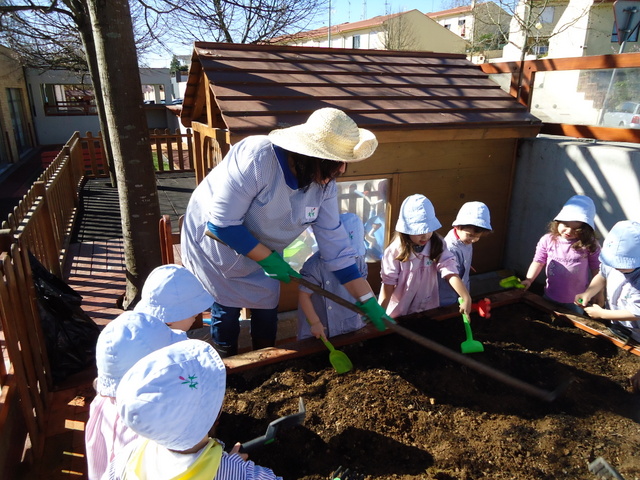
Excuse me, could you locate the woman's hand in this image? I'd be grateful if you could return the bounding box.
[357,297,394,331]
[257,251,301,283]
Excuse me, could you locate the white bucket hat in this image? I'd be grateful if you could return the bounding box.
[268,108,378,163]
[599,220,640,269]
[554,195,596,229]
[452,201,492,230]
[396,194,441,235]
[340,212,366,256]
[96,311,186,397]
[134,265,213,324]
[116,340,226,451]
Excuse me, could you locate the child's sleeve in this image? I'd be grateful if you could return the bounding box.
[532,234,550,264]
[380,245,400,285]
[436,248,459,279]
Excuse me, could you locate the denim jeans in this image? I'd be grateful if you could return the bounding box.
[210,302,278,351]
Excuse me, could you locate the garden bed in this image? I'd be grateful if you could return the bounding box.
[217,300,640,480]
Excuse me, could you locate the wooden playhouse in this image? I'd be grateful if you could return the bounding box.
[180,43,542,308]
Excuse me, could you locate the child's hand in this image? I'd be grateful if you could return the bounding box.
[520,279,532,290]
[583,304,604,319]
[457,296,472,316]
[310,322,326,339]
[574,292,591,307]
[229,442,249,461]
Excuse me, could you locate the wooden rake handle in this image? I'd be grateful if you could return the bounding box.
[290,276,564,402]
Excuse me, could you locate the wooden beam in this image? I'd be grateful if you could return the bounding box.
[522,292,640,357]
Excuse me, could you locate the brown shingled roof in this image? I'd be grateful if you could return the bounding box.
[181,42,540,139]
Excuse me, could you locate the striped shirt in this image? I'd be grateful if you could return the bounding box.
[85,395,139,480]
[101,437,283,480]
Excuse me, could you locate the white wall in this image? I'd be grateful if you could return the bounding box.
[504,134,640,283]
[27,68,176,145]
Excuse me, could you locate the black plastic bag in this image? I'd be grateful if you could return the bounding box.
[29,252,101,385]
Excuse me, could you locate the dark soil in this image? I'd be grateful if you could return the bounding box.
[216,303,640,480]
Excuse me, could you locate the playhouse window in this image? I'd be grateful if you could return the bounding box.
[283,178,389,271]
[41,84,98,116]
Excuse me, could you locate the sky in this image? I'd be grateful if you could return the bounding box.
[142,0,452,67]
[327,0,450,26]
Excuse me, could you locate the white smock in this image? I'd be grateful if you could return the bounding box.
[181,136,357,309]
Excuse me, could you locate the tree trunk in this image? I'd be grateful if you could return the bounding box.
[85,0,161,309]
[72,5,118,187]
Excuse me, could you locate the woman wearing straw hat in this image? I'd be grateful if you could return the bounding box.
[181,108,392,357]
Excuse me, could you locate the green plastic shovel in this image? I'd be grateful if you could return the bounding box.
[304,317,353,374]
[458,298,484,354]
[320,336,353,374]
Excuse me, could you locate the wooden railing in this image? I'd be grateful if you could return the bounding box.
[0,128,195,476]
[81,129,194,177]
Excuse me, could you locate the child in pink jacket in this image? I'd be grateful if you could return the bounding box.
[379,194,471,318]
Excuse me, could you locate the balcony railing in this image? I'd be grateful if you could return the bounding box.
[480,51,640,144]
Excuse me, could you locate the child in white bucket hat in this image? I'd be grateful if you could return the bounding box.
[297,213,368,340]
[85,311,186,480]
[379,194,472,318]
[576,220,640,343]
[438,202,493,307]
[104,340,283,480]
[134,264,214,343]
[521,195,601,313]
[180,107,389,356]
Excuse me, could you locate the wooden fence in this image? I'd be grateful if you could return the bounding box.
[0,128,194,476]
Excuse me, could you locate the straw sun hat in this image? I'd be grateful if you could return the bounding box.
[268,108,378,163]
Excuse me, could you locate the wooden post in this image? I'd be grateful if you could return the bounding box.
[32,182,62,278]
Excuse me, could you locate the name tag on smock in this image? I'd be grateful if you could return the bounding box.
[304,206,319,223]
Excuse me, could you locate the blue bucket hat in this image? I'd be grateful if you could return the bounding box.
[96,311,186,397]
[396,194,441,235]
[116,340,227,451]
[134,265,213,324]
[554,195,596,229]
[599,220,640,269]
[452,201,492,230]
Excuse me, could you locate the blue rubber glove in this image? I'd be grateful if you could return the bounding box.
[356,297,395,331]
[257,251,301,283]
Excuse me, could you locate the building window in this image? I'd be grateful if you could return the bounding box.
[142,84,166,104]
[6,88,31,155]
[444,24,451,29]
[458,19,466,37]
[539,7,554,24]
[353,35,361,48]
[40,84,97,116]
[532,45,549,56]
[612,20,639,43]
